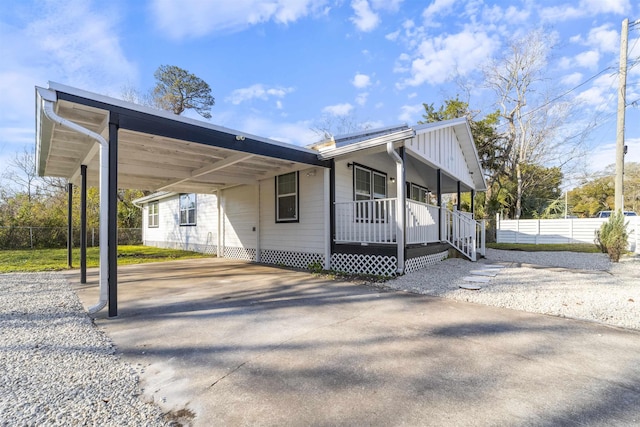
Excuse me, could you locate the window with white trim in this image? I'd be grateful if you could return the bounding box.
[148,201,159,228]
[276,172,298,222]
[354,165,387,222]
[179,193,196,226]
[410,183,429,204]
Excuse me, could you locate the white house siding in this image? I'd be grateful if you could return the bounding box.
[258,168,326,269]
[142,193,217,253]
[334,154,398,204]
[221,185,258,261]
[406,127,474,189]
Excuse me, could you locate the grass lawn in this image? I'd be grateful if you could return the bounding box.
[0,245,212,273]
[487,242,600,253]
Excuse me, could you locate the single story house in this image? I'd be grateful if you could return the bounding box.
[35,82,486,315]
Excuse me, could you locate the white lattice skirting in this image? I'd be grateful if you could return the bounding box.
[404,250,449,274]
[261,250,324,270]
[224,246,257,261]
[331,253,398,277]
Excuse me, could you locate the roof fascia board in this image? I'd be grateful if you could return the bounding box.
[49,82,330,168]
[133,191,177,205]
[318,129,415,160]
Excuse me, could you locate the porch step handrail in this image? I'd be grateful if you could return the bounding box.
[443,208,485,261]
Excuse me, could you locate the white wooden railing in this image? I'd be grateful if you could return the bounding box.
[406,200,440,244]
[334,199,486,261]
[334,199,440,244]
[443,208,485,261]
[335,198,397,243]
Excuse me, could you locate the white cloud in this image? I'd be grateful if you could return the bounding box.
[385,30,400,41]
[352,73,371,89]
[575,50,600,69]
[150,0,330,38]
[355,92,368,106]
[397,29,499,88]
[226,84,294,105]
[398,104,423,123]
[586,25,619,54]
[561,72,583,86]
[370,0,403,12]
[350,0,380,32]
[235,116,319,146]
[322,103,354,116]
[407,92,417,99]
[539,0,631,22]
[0,0,136,170]
[422,0,456,21]
[574,73,617,110]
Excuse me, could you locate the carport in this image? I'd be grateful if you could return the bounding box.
[36,82,330,317]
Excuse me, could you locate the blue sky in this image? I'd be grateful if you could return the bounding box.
[1,0,639,186]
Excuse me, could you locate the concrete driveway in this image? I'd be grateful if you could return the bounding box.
[67,258,640,426]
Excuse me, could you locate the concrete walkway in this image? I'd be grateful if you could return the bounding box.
[67,258,640,426]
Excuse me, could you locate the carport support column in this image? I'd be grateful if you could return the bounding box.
[437,169,442,241]
[80,165,87,284]
[456,181,461,211]
[255,183,261,263]
[108,115,119,318]
[323,167,331,270]
[67,183,73,268]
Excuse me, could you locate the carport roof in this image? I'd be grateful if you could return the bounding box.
[36,82,329,193]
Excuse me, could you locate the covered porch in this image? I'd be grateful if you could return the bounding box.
[318,119,487,267]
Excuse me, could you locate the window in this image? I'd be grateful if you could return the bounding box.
[148,201,159,228]
[179,193,196,226]
[276,172,298,222]
[410,183,429,204]
[353,165,387,222]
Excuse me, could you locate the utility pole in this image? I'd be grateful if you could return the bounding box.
[614,18,629,212]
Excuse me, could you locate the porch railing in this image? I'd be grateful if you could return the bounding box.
[406,200,440,244]
[335,198,397,244]
[334,199,440,244]
[443,208,485,261]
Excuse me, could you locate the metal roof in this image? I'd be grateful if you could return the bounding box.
[36,82,329,193]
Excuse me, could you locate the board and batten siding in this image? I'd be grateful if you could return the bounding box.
[406,127,474,188]
[142,193,217,253]
[259,168,326,254]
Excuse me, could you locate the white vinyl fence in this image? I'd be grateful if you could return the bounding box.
[496,216,639,253]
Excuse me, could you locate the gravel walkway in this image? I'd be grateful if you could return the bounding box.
[0,272,169,426]
[388,249,640,331]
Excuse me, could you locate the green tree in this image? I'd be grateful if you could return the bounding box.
[152,65,215,118]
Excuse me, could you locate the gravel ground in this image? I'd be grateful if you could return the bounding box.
[0,272,170,426]
[388,249,640,331]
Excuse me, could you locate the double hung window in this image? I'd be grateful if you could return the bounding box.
[148,201,159,228]
[354,165,387,222]
[179,193,196,226]
[410,183,429,204]
[276,172,299,222]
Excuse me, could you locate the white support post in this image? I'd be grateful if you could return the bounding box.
[255,183,261,263]
[323,168,331,270]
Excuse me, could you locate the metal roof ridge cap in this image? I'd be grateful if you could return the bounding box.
[317,128,414,159]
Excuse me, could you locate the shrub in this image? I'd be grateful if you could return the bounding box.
[595,211,629,262]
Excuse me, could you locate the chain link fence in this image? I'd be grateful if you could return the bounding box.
[0,227,142,250]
